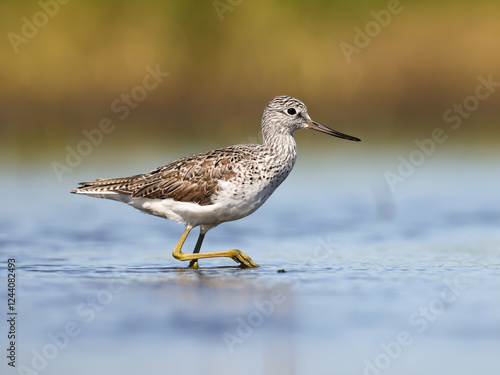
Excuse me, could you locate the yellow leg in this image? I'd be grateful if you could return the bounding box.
[172,226,259,268]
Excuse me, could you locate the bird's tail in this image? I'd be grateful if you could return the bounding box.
[70,175,140,198]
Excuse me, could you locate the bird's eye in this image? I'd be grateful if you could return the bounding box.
[287,108,296,115]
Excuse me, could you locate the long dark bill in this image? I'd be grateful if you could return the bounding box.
[306,120,361,142]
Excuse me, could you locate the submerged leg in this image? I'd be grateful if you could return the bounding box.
[172,226,259,268]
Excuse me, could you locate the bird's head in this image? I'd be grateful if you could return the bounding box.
[262,95,361,142]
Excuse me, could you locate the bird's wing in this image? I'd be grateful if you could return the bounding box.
[72,147,251,206]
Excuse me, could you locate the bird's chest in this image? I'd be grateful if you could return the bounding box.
[217,156,294,205]
[207,147,296,224]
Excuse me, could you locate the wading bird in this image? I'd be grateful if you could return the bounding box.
[71,95,360,268]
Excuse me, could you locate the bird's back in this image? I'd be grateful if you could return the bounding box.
[71,144,274,205]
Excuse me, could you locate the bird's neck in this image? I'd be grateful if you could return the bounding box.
[262,126,298,164]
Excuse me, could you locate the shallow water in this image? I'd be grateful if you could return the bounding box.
[1,152,500,375]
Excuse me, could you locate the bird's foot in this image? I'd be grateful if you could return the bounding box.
[231,250,259,268]
[188,260,199,269]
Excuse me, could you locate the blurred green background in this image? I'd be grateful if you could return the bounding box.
[1,0,499,162]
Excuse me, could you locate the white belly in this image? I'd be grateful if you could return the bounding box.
[118,165,288,230]
[125,177,277,228]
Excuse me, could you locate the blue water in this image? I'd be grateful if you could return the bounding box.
[1,151,500,375]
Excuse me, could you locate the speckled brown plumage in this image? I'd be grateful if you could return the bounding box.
[72,146,255,205]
